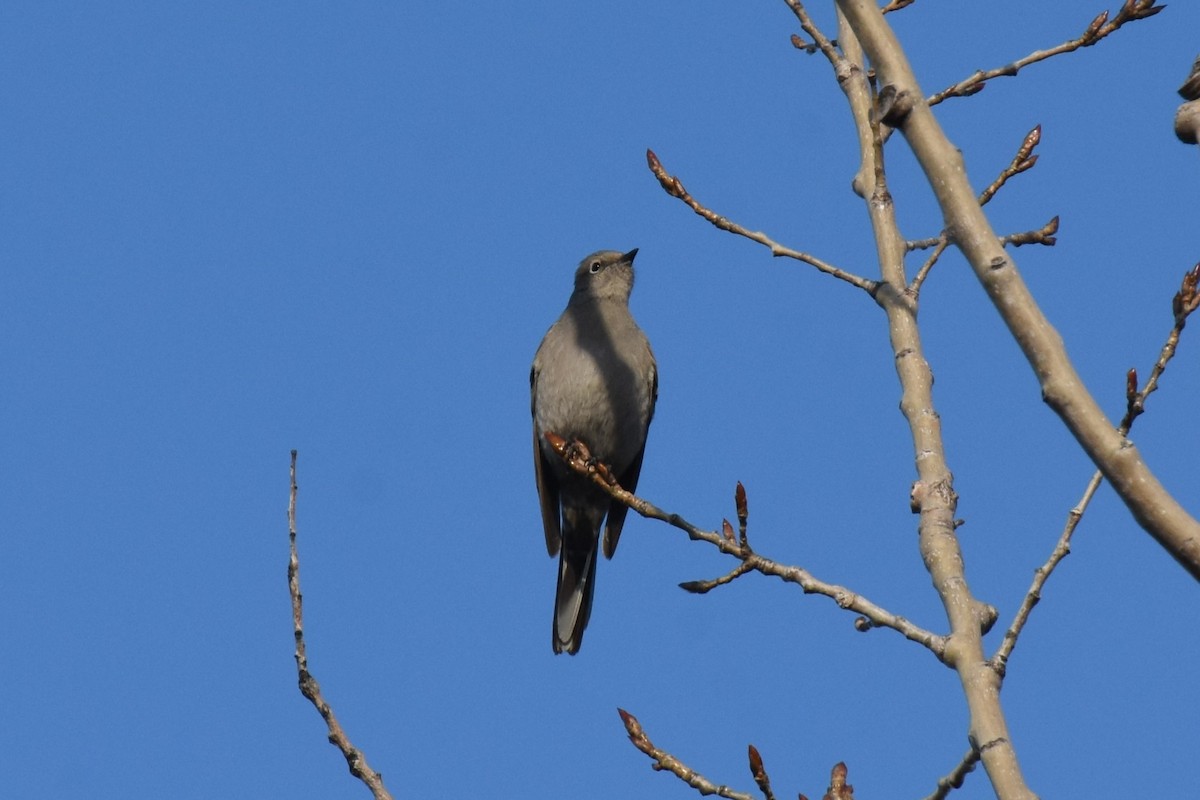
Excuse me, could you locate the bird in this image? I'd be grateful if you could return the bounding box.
[531,248,658,654]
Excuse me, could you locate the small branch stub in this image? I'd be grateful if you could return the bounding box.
[790,33,818,55]
[875,84,914,127]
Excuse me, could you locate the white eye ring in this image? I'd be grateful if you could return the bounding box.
[588,261,602,274]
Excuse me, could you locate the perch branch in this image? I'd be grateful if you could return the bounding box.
[543,433,947,657]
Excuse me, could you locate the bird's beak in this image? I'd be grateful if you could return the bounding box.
[623,248,639,264]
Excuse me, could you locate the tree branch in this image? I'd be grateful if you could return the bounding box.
[617,709,757,800]
[822,9,1034,798]
[288,451,393,800]
[993,263,1200,673]
[542,433,948,657]
[921,747,981,800]
[645,149,878,294]
[837,0,1200,580]
[927,2,1166,106]
[910,125,1048,294]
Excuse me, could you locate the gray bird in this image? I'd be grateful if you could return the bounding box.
[531,248,658,655]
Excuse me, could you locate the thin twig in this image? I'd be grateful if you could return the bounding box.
[977,125,1042,207]
[678,560,754,594]
[907,218,1058,254]
[1001,217,1059,248]
[782,0,842,66]
[907,237,951,291]
[992,263,1200,673]
[921,748,981,800]
[645,149,878,295]
[288,451,393,800]
[618,709,757,800]
[910,126,1046,294]
[928,1,1166,106]
[906,218,1058,256]
[542,433,947,658]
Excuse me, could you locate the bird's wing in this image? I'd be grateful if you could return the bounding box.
[603,360,657,559]
[532,363,561,557]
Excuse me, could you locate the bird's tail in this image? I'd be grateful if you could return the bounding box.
[552,518,599,655]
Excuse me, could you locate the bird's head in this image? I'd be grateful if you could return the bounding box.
[571,248,638,303]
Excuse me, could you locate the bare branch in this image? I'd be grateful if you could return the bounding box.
[908,219,1059,254]
[790,33,817,55]
[617,709,757,800]
[645,149,878,294]
[928,2,1166,106]
[1002,216,1060,248]
[977,125,1042,207]
[782,0,841,66]
[678,560,754,594]
[617,710,854,800]
[991,469,1102,679]
[838,0,1200,580]
[830,8,1036,798]
[908,237,951,292]
[994,263,1200,673]
[542,433,948,657]
[288,451,393,800]
[911,125,1046,294]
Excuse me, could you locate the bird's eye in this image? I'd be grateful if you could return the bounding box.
[588,261,602,274]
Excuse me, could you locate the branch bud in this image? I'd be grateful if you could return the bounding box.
[735,482,748,522]
[747,744,764,777]
[1081,11,1108,45]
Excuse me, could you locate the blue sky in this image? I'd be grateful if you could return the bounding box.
[3,2,1197,797]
